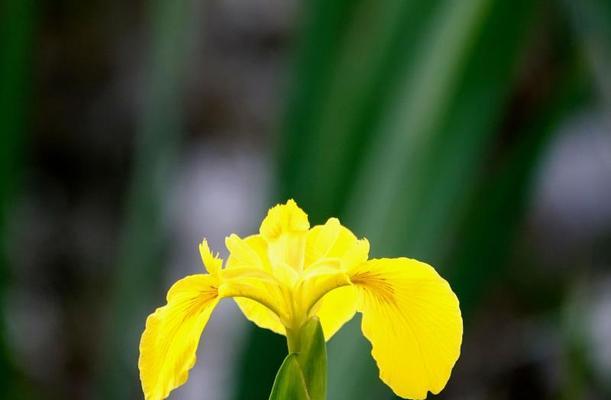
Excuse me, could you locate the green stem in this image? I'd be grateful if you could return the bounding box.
[286,327,301,354]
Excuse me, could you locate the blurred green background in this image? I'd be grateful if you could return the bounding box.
[1,0,610,399]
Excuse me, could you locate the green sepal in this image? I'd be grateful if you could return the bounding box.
[268,318,327,400]
[294,318,326,400]
[268,354,310,400]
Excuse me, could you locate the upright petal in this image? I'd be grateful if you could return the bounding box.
[304,218,360,268]
[139,275,220,400]
[259,199,309,240]
[351,258,462,399]
[225,234,270,272]
[259,199,309,270]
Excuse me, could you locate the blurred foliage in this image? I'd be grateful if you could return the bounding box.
[98,0,200,397]
[1,0,609,398]
[0,0,36,397]
[562,0,611,105]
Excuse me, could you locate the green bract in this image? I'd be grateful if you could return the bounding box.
[269,318,327,400]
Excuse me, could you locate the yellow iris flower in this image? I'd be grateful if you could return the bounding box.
[139,200,463,400]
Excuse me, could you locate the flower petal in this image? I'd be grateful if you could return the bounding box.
[259,199,309,270]
[300,220,367,340]
[296,262,357,340]
[219,271,289,335]
[139,274,219,400]
[259,199,310,241]
[304,218,360,268]
[225,235,286,334]
[234,297,286,335]
[351,258,462,399]
[314,286,358,340]
[225,234,270,272]
[199,239,222,276]
[298,264,349,313]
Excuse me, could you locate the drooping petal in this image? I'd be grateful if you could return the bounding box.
[351,258,462,400]
[301,225,368,340]
[313,239,369,339]
[297,263,349,313]
[234,297,287,335]
[297,262,357,340]
[259,199,309,270]
[225,235,286,334]
[139,274,220,400]
[313,285,358,340]
[219,268,289,335]
[199,239,222,276]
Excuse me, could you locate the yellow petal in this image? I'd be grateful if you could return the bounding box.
[304,218,341,264]
[297,262,350,316]
[139,275,219,400]
[225,234,270,272]
[306,239,367,339]
[259,199,309,270]
[259,199,309,241]
[340,238,369,271]
[297,261,357,340]
[235,297,286,335]
[225,235,285,334]
[313,285,358,340]
[199,239,222,276]
[300,220,367,339]
[304,218,361,268]
[220,268,289,335]
[351,258,462,399]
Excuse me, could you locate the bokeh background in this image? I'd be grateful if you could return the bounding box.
[1,0,611,399]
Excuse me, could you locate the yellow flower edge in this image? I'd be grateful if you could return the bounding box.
[139,199,463,400]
